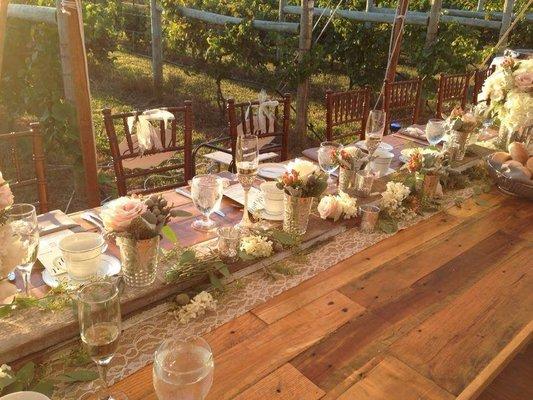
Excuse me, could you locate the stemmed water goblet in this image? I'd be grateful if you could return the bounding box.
[425,118,446,146]
[317,141,343,190]
[365,110,386,159]
[78,281,128,400]
[235,134,259,231]
[8,203,39,297]
[190,174,224,231]
[153,336,214,400]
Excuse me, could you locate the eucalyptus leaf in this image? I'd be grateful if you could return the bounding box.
[0,305,12,318]
[3,380,24,394]
[171,209,192,217]
[0,375,16,390]
[161,225,178,243]
[238,250,256,261]
[270,230,296,246]
[474,198,489,207]
[179,249,197,264]
[218,266,231,278]
[56,369,99,383]
[16,362,35,387]
[31,379,55,397]
[378,218,398,234]
[208,272,224,291]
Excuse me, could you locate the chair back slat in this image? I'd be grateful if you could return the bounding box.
[436,72,472,117]
[325,86,371,143]
[227,94,291,161]
[383,78,422,130]
[102,103,194,196]
[472,66,495,104]
[0,123,49,213]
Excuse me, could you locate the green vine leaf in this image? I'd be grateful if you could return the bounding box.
[208,272,224,291]
[0,376,16,391]
[55,369,99,383]
[161,225,178,243]
[15,362,35,387]
[31,379,55,397]
[378,217,398,234]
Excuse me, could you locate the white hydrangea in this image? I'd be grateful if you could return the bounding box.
[380,182,411,219]
[240,235,273,258]
[175,291,217,325]
[501,91,533,131]
[337,191,358,219]
[0,364,12,378]
[0,224,26,278]
[286,158,319,183]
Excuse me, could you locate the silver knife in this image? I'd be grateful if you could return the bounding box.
[175,188,226,218]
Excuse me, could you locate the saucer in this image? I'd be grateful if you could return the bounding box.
[42,254,121,288]
[249,197,284,221]
[354,140,393,152]
[258,163,286,180]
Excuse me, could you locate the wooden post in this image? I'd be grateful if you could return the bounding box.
[0,0,9,79]
[150,0,163,94]
[500,0,515,46]
[63,0,100,207]
[424,0,442,50]
[476,0,485,12]
[295,0,313,148]
[56,0,74,102]
[385,0,410,83]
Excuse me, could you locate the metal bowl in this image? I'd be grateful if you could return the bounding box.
[485,156,533,200]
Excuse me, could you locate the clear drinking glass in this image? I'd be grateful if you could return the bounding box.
[8,203,39,297]
[153,336,214,400]
[217,226,241,263]
[355,170,375,197]
[190,174,224,231]
[426,119,446,145]
[318,141,343,188]
[78,281,127,400]
[235,135,259,231]
[365,110,386,157]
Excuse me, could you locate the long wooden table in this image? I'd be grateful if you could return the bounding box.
[102,189,532,400]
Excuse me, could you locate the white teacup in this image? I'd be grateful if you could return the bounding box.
[59,232,107,282]
[370,149,394,176]
[260,181,284,216]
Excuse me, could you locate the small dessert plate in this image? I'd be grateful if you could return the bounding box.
[42,254,121,288]
[257,163,286,180]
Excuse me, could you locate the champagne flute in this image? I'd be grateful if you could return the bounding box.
[78,281,128,400]
[8,203,39,297]
[153,336,214,400]
[365,110,386,158]
[317,141,343,189]
[190,174,224,231]
[426,119,446,145]
[235,135,259,231]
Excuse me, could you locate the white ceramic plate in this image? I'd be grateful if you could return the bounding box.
[0,392,51,400]
[257,163,286,180]
[354,140,393,152]
[42,254,121,288]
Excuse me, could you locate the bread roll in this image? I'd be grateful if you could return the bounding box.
[508,142,528,164]
[526,157,533,174]
[491,152,512,166]
[503,160,524,169]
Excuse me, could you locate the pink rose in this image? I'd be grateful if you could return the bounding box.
[0,172,14,210]
[101,197,147,232]
[514,72,533,91]
[317,196,343,221]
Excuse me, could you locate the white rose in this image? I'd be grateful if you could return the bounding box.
[286,158,319,183]
[317,195,343,221]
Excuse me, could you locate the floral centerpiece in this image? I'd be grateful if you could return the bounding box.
[404,148,445,198]
[101,194,189,287]
[0,172,24,299]
[277,159,327,235]
[444,107,482,161]
[318,191,358,221]
[336,146,368,193]
[477,58,533,144]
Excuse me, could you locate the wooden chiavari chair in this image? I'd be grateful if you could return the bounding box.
[472,66,495,104]
[383,78,422,131]
[102,102,193,196]
[325,87,371,143]
[436,72,472,117]
[227,94,291,161]
[0,123,49,213]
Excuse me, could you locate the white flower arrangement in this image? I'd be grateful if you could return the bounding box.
[478,58,533,132]
[317,191,358,221]
[175,291,217,325]
[380,182,413,220]
[278,158,328,198]
[240,235,274,258]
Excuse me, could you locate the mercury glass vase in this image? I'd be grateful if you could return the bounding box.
[283,193,314,236]
[338,167,357,194]
[116,236,160,287]
[422,174,439,199]
[450,130,469,161]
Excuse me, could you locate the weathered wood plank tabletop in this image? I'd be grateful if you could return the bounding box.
[102,190,532,400]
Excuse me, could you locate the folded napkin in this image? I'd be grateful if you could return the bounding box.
[302,147,319,162]
[126,109,174,154]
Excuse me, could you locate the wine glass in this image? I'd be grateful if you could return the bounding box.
[190,174,224,231]
[235,134,259,231]
[153,336,214,400]
[318,141,343,189]
[426,119,446,145]
[365,110,386,158]
[78,281,128,400]
[8,203,39,297]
